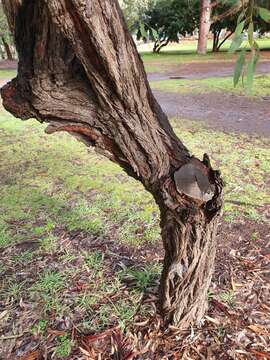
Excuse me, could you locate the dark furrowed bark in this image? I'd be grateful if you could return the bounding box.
[3,0,189,186]
[1,0,224,328]
[158,166,223,326]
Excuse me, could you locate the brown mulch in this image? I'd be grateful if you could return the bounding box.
[1,218,269,359]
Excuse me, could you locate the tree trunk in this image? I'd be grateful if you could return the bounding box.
[0,45,5,59]
[212,30,221,52]
[153,39,170,53]
[1,36,13,60]
[217,30,234,52]
[1,0,223,328]
[197,0,212,55]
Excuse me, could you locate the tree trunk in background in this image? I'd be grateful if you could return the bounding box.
[212,30,221,52]
[2,36,13,60]
[153,39,170,53]
[1,0,223,328]
[197,0,212,55]
[0,45,5,59]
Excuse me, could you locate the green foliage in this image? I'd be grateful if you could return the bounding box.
[55,335,72,358]
[119,0,154,31]
[32,319,48,336]
[120,263,162,290]
[150,73,270,97]
[258,6,270,21]
[0,3,14,59]
[219,290,235,307]
[230,0,270,91]
[211,0,241,52]
[30,271,66,314]
[83,250,104,272]
[233,49,246,86]
[137,0,200,52]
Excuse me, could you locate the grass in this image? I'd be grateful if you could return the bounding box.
[139,38,270,54]
[0,56,269,356]
[0,69,16,79]
[0,110,269,257]
[140,39,270,73]
[150,74,270,97]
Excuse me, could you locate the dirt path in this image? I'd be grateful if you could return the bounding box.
[153,90,270,136]
[148,60,270,81]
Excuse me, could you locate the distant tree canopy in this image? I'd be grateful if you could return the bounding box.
[118,0,154,31]
[137,0,200,52]
[120,0,270,54]
[0,1,14,59]
[0,2,13,60]
[211,1,240,52]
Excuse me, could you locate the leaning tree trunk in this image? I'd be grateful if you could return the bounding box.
[1,0,223,328]
[197,0,212,55]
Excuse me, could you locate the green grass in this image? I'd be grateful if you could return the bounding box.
[0,108,269,254]
[55,335,73,358]
[150,74,270,97]
[139,38,270,54]
[0,98,269,356]
[0,69,16,79]
[140,39,270,73]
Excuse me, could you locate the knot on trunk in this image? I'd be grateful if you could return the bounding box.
[174,156,215,203]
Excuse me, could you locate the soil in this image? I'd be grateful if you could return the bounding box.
[153,90,270,136]
[146,59,270,136]
[147,60,270,81]
[0,60,17,70]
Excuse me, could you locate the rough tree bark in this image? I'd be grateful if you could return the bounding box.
[1,0,223,328]
[197,0,212,54]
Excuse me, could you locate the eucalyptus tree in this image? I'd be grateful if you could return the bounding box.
[139,0,200,53]
[0,1,14,59]
[1,0,223,328]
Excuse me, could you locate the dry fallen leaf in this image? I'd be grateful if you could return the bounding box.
[19,350,40,360]
[248,324,270,336]
[0,310,8,321]
[47,329,66,336]
[205,315,221,325]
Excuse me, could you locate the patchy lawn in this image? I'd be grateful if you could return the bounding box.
[140,39,270,73]
[0,105,269,359]
[150,74,270,97]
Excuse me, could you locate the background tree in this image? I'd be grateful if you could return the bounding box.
[211,2,240,52]
[0,1,14,60]
[138,0,200,52]
[197,0,212,54]
[119,0,154,31]
[1,0,223,328]
[197,0,248,54]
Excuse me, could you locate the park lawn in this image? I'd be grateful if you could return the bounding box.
[0,69,17,79]
[0,102,269,357]
[139,38,270,54]
[0,41,270,354]
[140,39,270,73]
[150,73,270,97]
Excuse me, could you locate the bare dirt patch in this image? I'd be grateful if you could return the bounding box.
[154,90,270,136]
[0,60,17,70]
[148,59,270,81]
